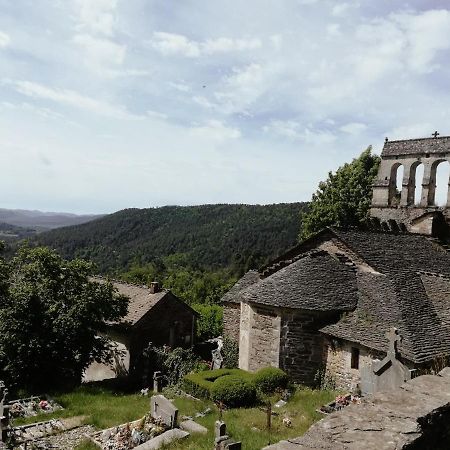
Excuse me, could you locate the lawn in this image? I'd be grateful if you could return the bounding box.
[11,384,336,450]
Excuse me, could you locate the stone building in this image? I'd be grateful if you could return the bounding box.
[84,280,198,382]
[222,135,450,394]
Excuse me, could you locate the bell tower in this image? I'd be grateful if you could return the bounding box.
[370,134,450,236]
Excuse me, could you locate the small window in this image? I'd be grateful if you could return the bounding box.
[351,347,360,369]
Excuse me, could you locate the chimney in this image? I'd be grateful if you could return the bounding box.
[149,281,160,294]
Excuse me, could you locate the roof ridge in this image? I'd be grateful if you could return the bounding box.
[93,275,166,292]
[385,136,450,145]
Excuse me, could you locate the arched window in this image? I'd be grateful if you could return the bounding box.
[410,162,424,206]
[389,163,403,206]
[434,160,450,206]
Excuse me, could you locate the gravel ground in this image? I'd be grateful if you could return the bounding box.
[25,425,96,449]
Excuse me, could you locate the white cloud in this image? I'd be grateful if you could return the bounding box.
[150,32,261,58]
[340,122,367,135]
[74,0,118,36]
[5,80,136,119]
[0,31,10,48]
[73,33,126,73]
[189,120,241,141]
[214,63,270,114]
[264,120,336,144]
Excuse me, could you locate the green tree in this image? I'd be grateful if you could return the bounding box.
[192,304,223,340]
[299,147,380,241]
[0,244,128,391]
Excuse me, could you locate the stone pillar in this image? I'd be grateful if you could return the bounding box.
[420,162,434,207]
[400,163,412,206]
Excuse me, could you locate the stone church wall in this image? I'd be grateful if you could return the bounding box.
[279,310,333,385]
[223,303,240,343]
[239,302,281,371]
[324,339,385,392]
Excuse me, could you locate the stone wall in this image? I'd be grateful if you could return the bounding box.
[264,368,450,450]
[223,303,240,343]
[279,310,334,385]
[324,338,384,392]
[239,302,281,371]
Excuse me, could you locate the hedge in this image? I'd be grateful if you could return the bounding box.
[253,367,289,394]
[183,368,251,400]
[210,375,257,407]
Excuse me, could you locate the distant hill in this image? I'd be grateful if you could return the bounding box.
[35,204,307,274]
[0,208,103,231]
[0,223,37,241]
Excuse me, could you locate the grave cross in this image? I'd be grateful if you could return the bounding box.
[432,131,440,138]
[386,327,401,357]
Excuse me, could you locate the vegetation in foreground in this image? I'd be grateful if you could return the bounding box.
[13,384,335,450]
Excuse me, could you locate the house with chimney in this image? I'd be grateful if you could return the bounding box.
[222,135,450,394]
[84,280,198,382]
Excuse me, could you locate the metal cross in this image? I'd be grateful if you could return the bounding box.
[432,131,440,138]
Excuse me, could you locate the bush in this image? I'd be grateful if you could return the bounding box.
[222,336,239,369]
[253,367,289,394]
[143,344,202,386]
[192,304,223,341]
[210,375,257,407]
[182,368,250,399]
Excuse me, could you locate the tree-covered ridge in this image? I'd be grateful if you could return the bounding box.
[35,203,307,275]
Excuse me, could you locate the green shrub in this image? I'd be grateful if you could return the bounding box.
[182,368,250,399]
[192,304,223,341]
[210,375,257,407]
[222,336,239,369]
[253,367,289,394]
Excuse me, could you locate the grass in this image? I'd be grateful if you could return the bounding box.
[12,383,336,450]
[13,384,150,430]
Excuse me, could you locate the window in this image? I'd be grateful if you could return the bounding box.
[351,347,360,369]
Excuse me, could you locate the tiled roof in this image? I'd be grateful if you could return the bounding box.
[381,136,450,157]
[241,227,450,363]
[93,277,168,326]
[240,251,358,311]
[221,270,260,304]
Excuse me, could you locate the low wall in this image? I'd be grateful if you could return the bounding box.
[264,368,450,450]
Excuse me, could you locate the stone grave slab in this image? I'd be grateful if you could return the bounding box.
[180,419,208,434]
[134,428,189,449]
[150,395,178,429]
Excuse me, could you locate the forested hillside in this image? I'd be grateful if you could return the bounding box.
[35,203,306,275]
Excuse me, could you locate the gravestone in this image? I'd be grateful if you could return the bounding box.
[150,395,178,429]
[209,337,224,370]
[360,327,411,395]
[214,420,241,450]
[153,371,162,393]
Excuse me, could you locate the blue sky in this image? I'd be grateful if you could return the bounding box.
[2,0,450,214]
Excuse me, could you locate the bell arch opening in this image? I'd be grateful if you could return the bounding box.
[388,163,404,206]
[433,160,450,207]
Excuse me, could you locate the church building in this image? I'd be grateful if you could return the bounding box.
[222,135,450,394]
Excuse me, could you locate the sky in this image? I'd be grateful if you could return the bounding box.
[2,0,450,214]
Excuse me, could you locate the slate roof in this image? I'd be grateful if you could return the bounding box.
[240,251,358,311]
[221,270,260,304]
[381,136,450,157]
[110,280,169,325]
[92,277,171,326]
[241,227,450,363]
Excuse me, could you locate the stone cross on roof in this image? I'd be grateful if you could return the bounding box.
[432,131,440,138]
[386,327,401,357]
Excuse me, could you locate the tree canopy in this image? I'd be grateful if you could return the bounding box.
[299,147,380,241]
[0,244,128,392]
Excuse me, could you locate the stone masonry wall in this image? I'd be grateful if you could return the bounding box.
[239,302,281,372]
[223,303,240,343]
[247,304,281,372]
[324,338,385,392]
[264,368,450,450]
[279,310,334,385]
